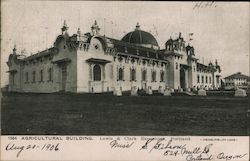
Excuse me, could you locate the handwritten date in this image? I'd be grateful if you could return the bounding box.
[6,142,60,158]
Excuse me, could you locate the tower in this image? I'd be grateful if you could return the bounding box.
[91,20,100,36]
[215,59,218,66]
[179,32,182,38]
[61,20,69,35]
[13,45,17,55]
[77,27,81,36]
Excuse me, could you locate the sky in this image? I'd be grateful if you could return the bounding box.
[1,1,249,87]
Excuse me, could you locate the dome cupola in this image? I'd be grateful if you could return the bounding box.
[121,23,159,49]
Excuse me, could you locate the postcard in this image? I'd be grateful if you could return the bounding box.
[1,1,249,161]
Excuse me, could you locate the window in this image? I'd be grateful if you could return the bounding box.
[25,72,29,83]
[160,71,164,82]
[32,71,36,83]
[216,77,219,84]
[118,68,123,81]
[40,70,43,82]
[201,76,204,83]
[209,76,211,84]
[197,75,200,83]
[93,64,101,81]
[176,63,178,69]
[205,76,208,83]
[48,68,52,81]
[131,68,136,81]
[152,71,156,82]
[142,70,147,81]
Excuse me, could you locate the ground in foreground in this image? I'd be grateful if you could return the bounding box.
[1,92,249,135]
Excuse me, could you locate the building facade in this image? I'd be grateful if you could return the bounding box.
[7,20,222,93]
[224,72,249,90]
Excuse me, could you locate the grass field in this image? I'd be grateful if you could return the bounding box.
[1,92,249,135]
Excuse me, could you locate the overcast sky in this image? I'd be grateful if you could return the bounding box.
[1,1,249,87]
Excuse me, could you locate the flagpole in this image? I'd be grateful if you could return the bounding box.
[103,18,106,36]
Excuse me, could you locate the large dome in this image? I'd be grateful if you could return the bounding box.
[121,23,159,48]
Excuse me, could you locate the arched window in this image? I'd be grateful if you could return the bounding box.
[93,64,101,81]
[25,72,29,83]
[160,71,164,82]
[40,70,43,82]
[131,68,136,81]
[201,76,204,83]
[205,76,208,83]
[142,70,146,81]
[197,75,200,83]
[152,71,156,82]
[48,68,52,81]
[32,71,36,83]
[118,68,123,81]
[176,63,178,70]
[209,76,211,84]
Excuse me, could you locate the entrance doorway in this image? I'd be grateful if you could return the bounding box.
[61,65,67,91]
[180,68,186,90]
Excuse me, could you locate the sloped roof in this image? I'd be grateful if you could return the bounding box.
[224,72,249,80]
[22,47,57,61]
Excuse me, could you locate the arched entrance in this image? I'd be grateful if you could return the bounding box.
[86,58,111,93]
[180,68,186,90]
[93,64,101,81]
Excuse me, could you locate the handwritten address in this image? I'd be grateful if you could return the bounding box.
[139,138,247,161]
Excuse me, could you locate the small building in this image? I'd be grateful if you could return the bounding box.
[224,72,250,90]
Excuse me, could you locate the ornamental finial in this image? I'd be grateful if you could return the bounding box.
[135,22,140,30]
